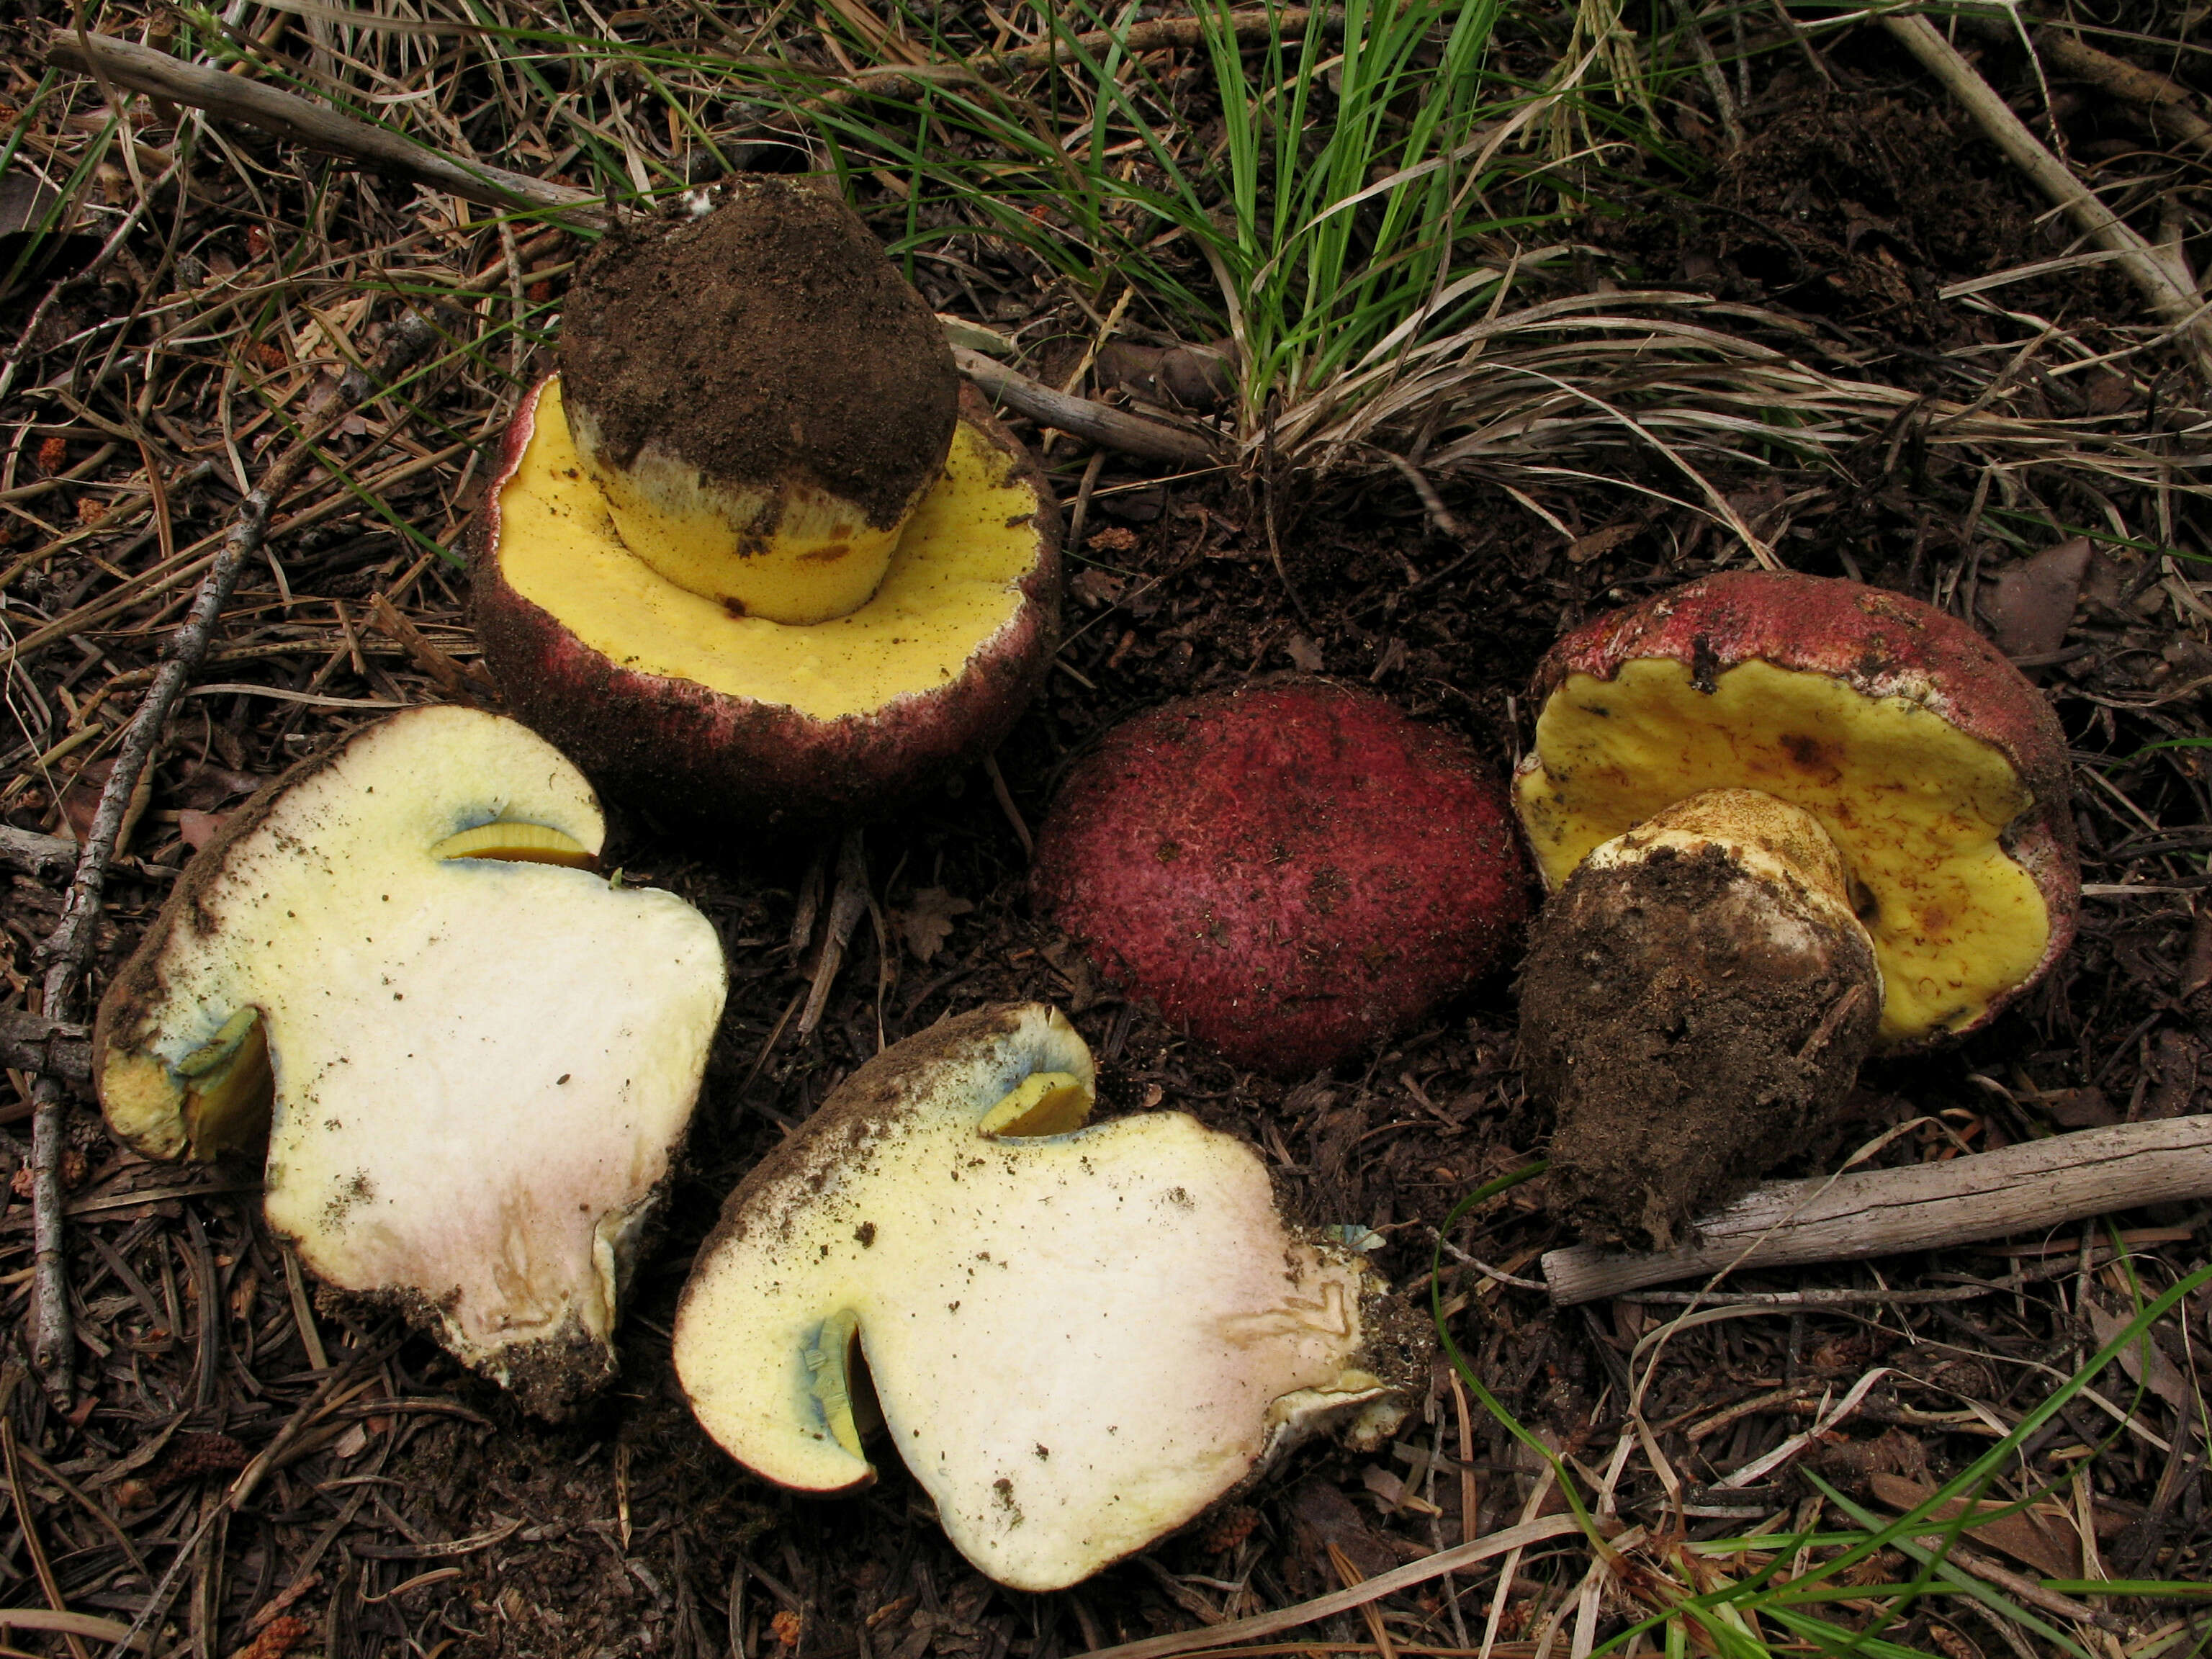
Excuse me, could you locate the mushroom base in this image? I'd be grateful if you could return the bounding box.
[1523,811,1881,1251]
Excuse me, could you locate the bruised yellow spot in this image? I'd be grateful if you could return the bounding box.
[432,821,595,868]
[498,379,1042,722]
[979,1071,1094,1138]
[1516,657,2051,1045]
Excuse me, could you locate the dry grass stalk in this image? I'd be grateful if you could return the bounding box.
[1881,13,2212,377]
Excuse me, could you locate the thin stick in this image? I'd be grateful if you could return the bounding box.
[1541,1115,2212,1305]
[24,310,446,1401]
[954,347,1231,464]
[1880,14,2211,374]
[45,33,605,225]
[1955,9,2212,158]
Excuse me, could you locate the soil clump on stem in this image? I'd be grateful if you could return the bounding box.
[1521,840,1882,1250]
[557,179,957,534]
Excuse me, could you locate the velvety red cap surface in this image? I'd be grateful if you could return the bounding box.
[1033,681,1529,1076]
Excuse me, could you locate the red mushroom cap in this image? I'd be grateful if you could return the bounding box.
[1034,681,1529,1076]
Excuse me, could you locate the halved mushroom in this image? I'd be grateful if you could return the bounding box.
[673,1003,1422,1591]
[95,706,727,1416]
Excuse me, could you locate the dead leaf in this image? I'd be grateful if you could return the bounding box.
[1808,1425,1927,1488]
[2085,1300,2192,1413]
[174,758,269,811]
[1566,521,1640,565]
[1869,1472,2080,1580]
[1985,539,2091,660]
[1038,938,1099,1013]
[1289,1478,1398,1586]
[1285,634,1325,672]
[2037,1086,2117,1128]
[1069,569,1126,609]
[2082,370,2134,415]
[179,809,226,853]
[890,887,972,964]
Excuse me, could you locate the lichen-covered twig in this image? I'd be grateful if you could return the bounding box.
[24,310,449,1401]
[1541,1115,2212,1304]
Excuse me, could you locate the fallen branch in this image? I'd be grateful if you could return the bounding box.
[1881,13,2211,374]
[1540,1115,2212,1305]
[1955,7,2212,158]
[45,32,604,227]
[0,827,76,882]
[953,347,1231,464]
[0,1013,91,1084]
[24,310,448,1401]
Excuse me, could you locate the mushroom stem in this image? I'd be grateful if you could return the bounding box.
[1586,788,1871,943]
[568,410,910,625]
[1521,788,1885,1249]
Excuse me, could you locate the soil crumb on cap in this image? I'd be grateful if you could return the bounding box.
[1521,842,1881,1250]
[558,179,958,529]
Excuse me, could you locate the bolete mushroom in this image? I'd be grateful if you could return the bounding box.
[673,1003,1424,1591]
[1514,571,2078,1246]
[1031,681,1529,1076]
[95,706,727,1415]
[472,181,1061,826]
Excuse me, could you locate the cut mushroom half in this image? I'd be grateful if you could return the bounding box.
[673,1003,1423,1591]
[94,706,728,1416]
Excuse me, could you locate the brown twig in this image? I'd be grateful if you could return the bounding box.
[954,347,1231,464]
[45,32,606,227]
[1540,1115,2212,1304]
[1956,8,2212,157]
[24,308,448,1402]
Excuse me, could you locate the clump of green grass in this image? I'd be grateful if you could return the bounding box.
[1432,1166,2212,1659]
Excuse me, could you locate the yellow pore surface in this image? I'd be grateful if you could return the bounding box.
[1516,657,2052,1044]
[500,378,1041,722]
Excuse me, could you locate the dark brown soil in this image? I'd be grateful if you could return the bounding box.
[559,179,958,533]
[1521,842,1882,1250]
